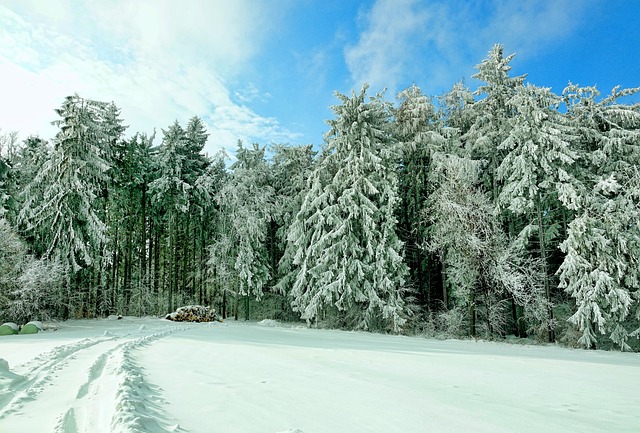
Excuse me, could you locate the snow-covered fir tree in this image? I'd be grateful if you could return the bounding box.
[212,142,274,319]
[287,86,408,331]
[149,121,194,312]
[497,83,580,341]
[18,95,123,316]
[394,84,446,307]
[558,84,640,349]
[467,44,526,202]
[274,144,317,295]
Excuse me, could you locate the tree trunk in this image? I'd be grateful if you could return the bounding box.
[537,200,555,342]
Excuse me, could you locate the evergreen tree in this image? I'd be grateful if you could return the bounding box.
[467,44,526,202]
[148,121,192,312]
[288,86,408,331]
[437,81,476,138]
[497,83,579,341]
[558,85,640,349]
[274,144,317,296]
[210,141,274,320]
[18,95,124,317]
[395,84,446,309]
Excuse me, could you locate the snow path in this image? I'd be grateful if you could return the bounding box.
[0,318,195,432]
[1,318,639,433]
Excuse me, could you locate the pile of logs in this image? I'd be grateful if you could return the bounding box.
[165,305,222,323]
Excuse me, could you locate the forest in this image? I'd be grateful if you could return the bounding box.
[0,44,639,351]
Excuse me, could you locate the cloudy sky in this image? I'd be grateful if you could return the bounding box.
[0,0,638,156]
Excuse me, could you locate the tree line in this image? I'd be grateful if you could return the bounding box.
[1,45,638,350]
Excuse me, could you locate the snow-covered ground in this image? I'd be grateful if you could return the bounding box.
[0,317,638,433]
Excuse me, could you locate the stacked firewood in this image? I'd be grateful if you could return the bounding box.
[165,305,222,323]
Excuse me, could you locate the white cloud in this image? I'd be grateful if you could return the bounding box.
[344,0,589,96]
[0,1,299,156]
[234,83,271,105]
[344,0,435,93]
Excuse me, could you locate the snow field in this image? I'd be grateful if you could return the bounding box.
[1,317,639,433]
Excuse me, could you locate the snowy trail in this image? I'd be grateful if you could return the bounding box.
[0,318,194,433]
[1,318,639,433]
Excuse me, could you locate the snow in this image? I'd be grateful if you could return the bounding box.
[0,317,639,432]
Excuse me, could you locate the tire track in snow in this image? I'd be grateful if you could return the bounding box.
[52,326,193,433]
[0,336,116,419]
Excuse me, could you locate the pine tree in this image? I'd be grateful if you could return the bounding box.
[288,86,408,331]
[213,142,274,320]
[467,44,526,202]
[274,144,317,296]
[437,81,476,138]
[558,85,640,349]
[18,95,124,317]
[497,84,579,341]
[148,121,192,312]
[395,84,446,308]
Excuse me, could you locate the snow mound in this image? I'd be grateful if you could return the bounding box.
[165,305,221,323]
[276,429,304,433]
[259,319,279,327]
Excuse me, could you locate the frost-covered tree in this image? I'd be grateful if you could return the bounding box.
[287,86,408,331]
[0,219,63,323]
[437,81,476,138]
[149,121,193,312]
[497,84,580,341]
[191,153,226,306]
[18,95,124,316]
[8,136,50,230]
[0,156,9,219]
[0,218,24,314]
[467,44,526,201]
[558,85,640,349]
[0,131,21,221]
[428,153,546,336]
[213,142,274,319]
[273,144,317,295]
[394,85,447,307]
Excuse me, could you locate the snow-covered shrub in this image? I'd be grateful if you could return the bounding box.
[435,306,468,337]
[6,257,64,324]
[0,219,64,323]
[0,219,24,315]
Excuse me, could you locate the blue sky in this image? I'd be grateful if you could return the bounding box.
[0,0,638,156]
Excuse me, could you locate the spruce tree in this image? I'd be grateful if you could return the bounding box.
[497,84,579,341]
[213,142,274,319]
[558,85,640,349]
[395,85,446,308]
[288,86,408,331]
[18,95,124,316]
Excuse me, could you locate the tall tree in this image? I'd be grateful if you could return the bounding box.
[467,44,526,202]
[148,121,192,313]
[497,83,579,341]
[287,86,408,331]
[428,153,546,336]
[395,84,446,309]
[274,144,317,296]
[558,85,640,349]
[18,95,124,317]
[214,142,274,319]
